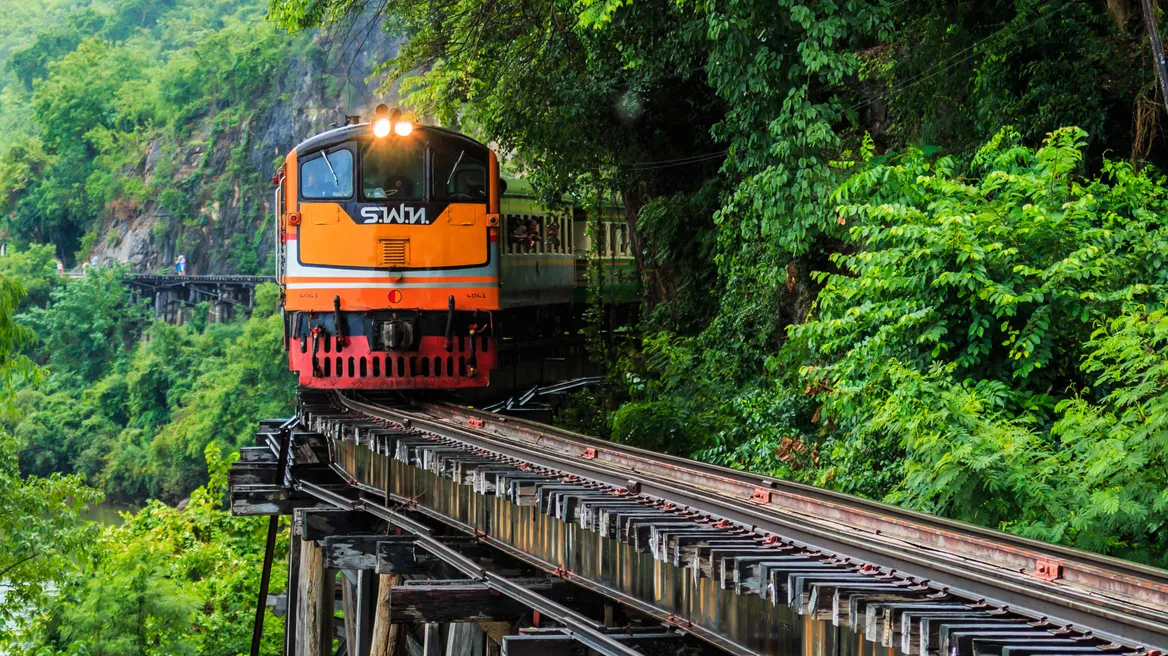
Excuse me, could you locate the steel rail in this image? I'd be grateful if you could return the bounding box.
[293,479,643,656]
[423,398,1168,596]
[336,393,1168,651]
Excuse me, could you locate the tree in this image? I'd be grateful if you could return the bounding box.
[19,445,285,656]
[0,271,102,638]
[149,284,294,501]
[0,244,63,310]
[21,266,150,384]
[780,127,1168,563]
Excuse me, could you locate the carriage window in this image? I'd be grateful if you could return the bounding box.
[362,141,424,200]
[301,149,353,199]
[432,149,488,202]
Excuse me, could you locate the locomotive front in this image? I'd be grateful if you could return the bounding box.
[275,106,501,389]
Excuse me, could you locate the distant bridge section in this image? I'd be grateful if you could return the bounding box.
[125,274,273,323]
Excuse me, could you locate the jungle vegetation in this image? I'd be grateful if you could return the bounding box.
[0,2,305,651]
[272,0,1168,567]
[0,258,290,652]
[2,0,1168,652]
[0,0,300,270]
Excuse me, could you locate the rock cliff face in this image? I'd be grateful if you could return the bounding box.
[91,32,402,275]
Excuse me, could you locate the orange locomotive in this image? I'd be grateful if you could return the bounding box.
[274,106,503,389]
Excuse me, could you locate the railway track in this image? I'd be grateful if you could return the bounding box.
[233,390,1168,656]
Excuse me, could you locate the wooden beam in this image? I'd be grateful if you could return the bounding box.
[323,535,385,571]
[422,623,442,656]
[284,531,302,656]
[501,633,581,656]
[342,572,359,654]
[228,463,280,487]
[376,536,438,575]
[388,580,557,623]
[353,569,377,656]
[300,509,385,542]
[295,536,334,656]
[368,573,402,656]
[478,621,512,648]
[231,487,325,516]
[446,622,485,655]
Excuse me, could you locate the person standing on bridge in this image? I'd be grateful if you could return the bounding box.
[175,254,186,276]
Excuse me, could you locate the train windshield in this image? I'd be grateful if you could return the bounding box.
[432,148,488,202]
[301,149,353,199]
[362,141,424,200]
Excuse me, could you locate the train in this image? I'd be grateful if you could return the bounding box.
[273,105,635,390]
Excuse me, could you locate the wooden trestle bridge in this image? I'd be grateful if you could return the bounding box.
[228,391,1168,656]
[125,274,272,323]
[63,271,273,323]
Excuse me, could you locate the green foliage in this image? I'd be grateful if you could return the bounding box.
[11,282,294,502]
[22,266,149,384]
[11,445,286,655]
[0,430,102,634]
[0,0,296,261]
[780,128,1168,563]
[806,127,1166,411]
[883,1,1146,160]
[1047,310,1168,561]
[149,285,294,500]
[0,264,104,639]
[0,269,288,649]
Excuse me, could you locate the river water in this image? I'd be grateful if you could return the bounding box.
[80,500,139,526]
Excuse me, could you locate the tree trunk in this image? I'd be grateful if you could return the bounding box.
[621,183,676,315]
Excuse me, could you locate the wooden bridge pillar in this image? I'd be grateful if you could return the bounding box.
[353,569,378,655]
[368,573,402,656]
[422,623,442,656]
[124,274,271,326]
[284,531,301,656]
[295,537,334,656]
[448,622,486,655]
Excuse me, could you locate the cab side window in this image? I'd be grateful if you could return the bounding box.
[300,149,354,199]
[432,148,488,202]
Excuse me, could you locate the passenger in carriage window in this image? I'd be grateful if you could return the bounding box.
[510,219,528,245]
[525,218,542,251]
[546,220,560,249]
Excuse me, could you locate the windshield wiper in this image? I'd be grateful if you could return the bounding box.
[446,150,466,188]
[322,151,340,186]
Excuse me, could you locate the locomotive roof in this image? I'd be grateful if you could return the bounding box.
[292,122,489,156]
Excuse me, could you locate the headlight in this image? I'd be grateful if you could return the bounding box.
[394,121,413,137]
[373,118,391,138]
